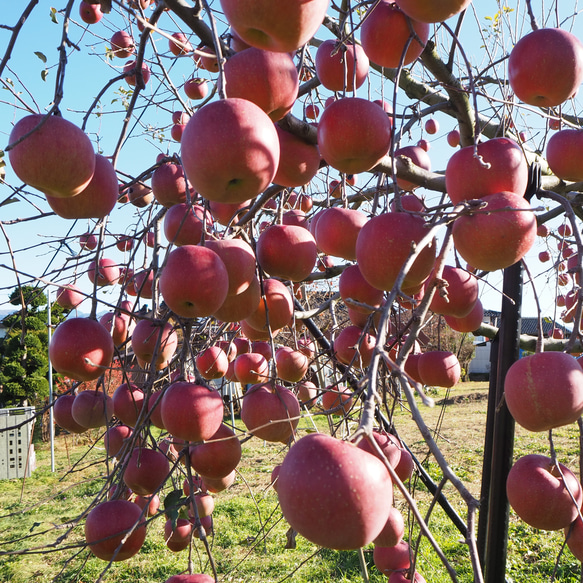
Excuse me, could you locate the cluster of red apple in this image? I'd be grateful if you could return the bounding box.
[9,0,583,579]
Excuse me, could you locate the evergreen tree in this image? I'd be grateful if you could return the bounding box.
[0,286,68,407]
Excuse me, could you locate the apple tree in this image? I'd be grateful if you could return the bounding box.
[1,1,583,582]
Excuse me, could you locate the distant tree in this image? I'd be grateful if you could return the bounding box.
[0,286,68,407]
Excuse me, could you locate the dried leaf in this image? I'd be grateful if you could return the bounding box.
[34,51,47,63]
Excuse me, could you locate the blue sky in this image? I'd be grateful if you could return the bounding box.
[0,1,582,323]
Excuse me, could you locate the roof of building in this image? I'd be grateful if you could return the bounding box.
[483,309,570,337]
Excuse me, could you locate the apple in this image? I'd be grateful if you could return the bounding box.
[116,235,133,252]
[256,224,317,282]
[315,39,369,92]
[209,199,252,226]
[507,454,582,530]
[146,390,165,429]
[565,516,583,561]
[104,424,133,458]
[164,518,193,552]
[53,394,87,433]
[195,46,219,72]
[504,352,583,432]
[317,97,392,174]
[71,389,114,429]
[126,181,154,207]
[374,507,405,548]
[123,447,170,496]
[189,423,242,479]
[134,493,160,517]
[49,318,114,382]
[151,161,190,207]
[184,77,209,100]
[240,383,300,443]
[56,284,84,309]
[244,278,294,332]
[233,352,270,384]
[111,31,135,59]
[79,1,103,24]
[219,0,330,53]
[224,48,299,121]
[356,211,436,292]
[88,257,121,287]
[374,540,411,576]
[444,298,484,333]
[85,500,146,561]
[45,154,118,219]
[356,430,402,469]
[196,346,229,380]
[424,118,439,134]
[169,32,193,56]
[296,380,318,406]
[334,325,376,368]
[99,307,135,347]
[124,60,151,86]
[447,129,460,147]
[181,98,280,204]
[508,28,583,107]
[394,447,415,482]
[159,245,229,318]
[388,570,426,583]
[339,264,385,314]
[163,203,212,246]
[538,250,551,263]
[200,470,236,493]
[445,138,528,204]
[131,319,178,368]
[213,275,261,322]
[164,574,214,583]
[161,382,224,442]
[321,385,353,415]
[132,269,154,300]
[273,125,321,188]
[360,1,429,68]
[275,346,309,383]
[429,265,478,318]
[112,383,145,427]
[394,145,431,191]
[395,0,472,23]
[314,207,367,261]
[417,351,461,387]
[282,209,309,229]
[277,432,393,549]
[417,138,430,151]
[546,129,583,181]
[170,124,185,142]
[8,114,96,198]
[451,191,537,272]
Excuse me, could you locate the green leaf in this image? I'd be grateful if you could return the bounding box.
[0,197,18,206]
[41,69,48,82]
[49,7,58,24]
[34,51,47,63]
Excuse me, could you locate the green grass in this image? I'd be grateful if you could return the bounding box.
[0,382,581,582]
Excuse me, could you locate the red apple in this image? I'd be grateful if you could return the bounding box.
[244,278,294,333]
[181,98,280,204]
[373,506,405,547]
[275,346,309,383]
[131,319,178,368]
[317,97,392,174]
[50,318,114,382]
[132,269,154,300]
[79,0,103,24]
[447,129,460,147]
[163,203,212,246]
[189,423,242,479]
[233,352,270,384]
[164,518,193,552]
[99,309,134,348]
[296,380,318,406]
[85,500,146,561]
[151,161,189,207]
[321,385,353,415]
[504,352,583,432]
[71,389,114,429]
[394,145,431,191]
[507,454,582,530]
[159,245,229,318]
[360,1,429,68]
[256,224,317,282]
[356,211,436,292]
[452,191,537,272]
[240,383,300,443]
[195,46,219,72]
[123,447,170,496]
[444,298,484,333]
[424,118,439,134]
[53,394,87,433]
[56,284,84,309]
[8,114,95,198]
[161,382,224,442]
[274,125,321,188]
[104,424,133,458]
[395,0,472,23]
[127,181,154,207]
[417,350,461,387]
[169,32,193,56]
[277,433,393,549]
[219,0,330,53]
[445,138,528,204]
[112,383,145,428]
[546,129,583,182]
[224,48,299,121]
[565,516,583,560]
[88,257,121,287]
[314,207,368,261]
[429,265,478,318]
[124,60,151,86]
[339,264,385,314]
[213,275,261,323]
[334,325,376,368]
[315,40,369,92]
[508,28,583,107]
[356,430,402,469]
[374,540,411,576]
[196,346,229,380]
[111,31,135,59]
[184,77,208,100]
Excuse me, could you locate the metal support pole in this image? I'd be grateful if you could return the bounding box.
[481,261,522,583]
[47,288,55,473]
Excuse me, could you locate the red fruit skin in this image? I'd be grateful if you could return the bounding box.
[444,299,484,333]
[131,320,178,367]
[394,145,431,191]
[395,0,472,23]
[315,207,368,262]
[373,540,411,576]
[508,28,583,108]
[240,383,300,443]
[123,447,170,496]
[356,431,402,469]
[71,390,113,429]
[445,138,528,205]
[504,352,583,432]
[417,351,461,388]
[104,425,133,458]
[161,382,224,443]
[547,129,583,182]
[244,278,294,332]
[429,265,479,318]
[49,318,114,382]
[196,346,229,380]
[54,394,87,433]
[189,423,242,479]
[506,454,582,531]
[315,40,369,92]
[452,191,537,272]
[565,516,583,561]
[277,433,393,550]
[275,347,309,383]
[373,506,405,547]
[164,574,215,583]
[163,203,212,246]
[205,238,257,296]
[85,500,146,562]
[356,212,436,292]
[112,383,145,428]
[334,326,376,368]
[274,125,321,188]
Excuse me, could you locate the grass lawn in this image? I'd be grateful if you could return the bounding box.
[0,381,581,582]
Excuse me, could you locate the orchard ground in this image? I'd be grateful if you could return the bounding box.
[1,381,581,583]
